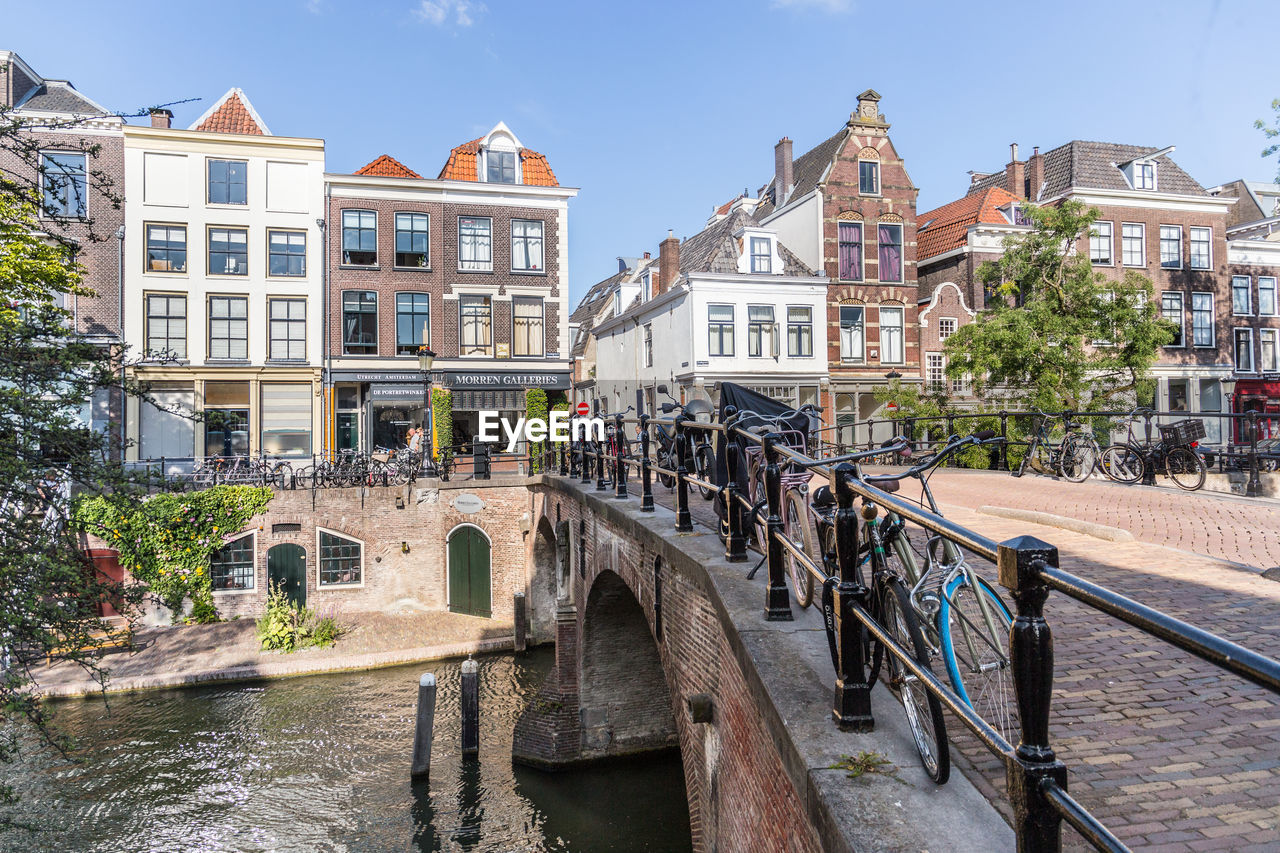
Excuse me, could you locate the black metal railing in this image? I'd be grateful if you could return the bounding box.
[546,410,1280,853]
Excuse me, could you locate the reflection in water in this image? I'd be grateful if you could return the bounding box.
[2,649,692,852]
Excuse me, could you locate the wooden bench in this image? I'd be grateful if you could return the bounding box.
[47,617,134,664]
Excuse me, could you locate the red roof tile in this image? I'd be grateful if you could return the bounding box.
[355,154,421,179]
[916,186,1021,259]
[193,89,268,135]
[437,138,559,186]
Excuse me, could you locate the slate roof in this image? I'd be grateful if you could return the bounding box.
[570,269,627,326]
[916,186,1022,260]
[354,154,421,179]
[753,126,848,219]
[16,80,109,116]
[437,137,559,186]
[679,209,814,277]
[967,141,1207,200]
[189,88,270,135]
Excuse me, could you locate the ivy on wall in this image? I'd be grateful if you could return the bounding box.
[73,486,273,622]
[526,388,548,472]
[433,387,453,455]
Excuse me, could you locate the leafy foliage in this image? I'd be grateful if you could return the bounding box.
[72,486,273,621]
[432,387,453,456]
[874,381,1027,469]
[1257,98,1280,183]
[256,582,343,652]
[944,201,1174,413]
[525,388,548,472]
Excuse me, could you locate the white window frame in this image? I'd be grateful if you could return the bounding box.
[510,218,545,273]
[512,296,545,357]
[1258,276,1277,317]
[1134,161,1156,190]
[750,237,773,274]
[839,304,865,363]
[878,305,905,365]
[1232,275,1252,316]
[459,294,493,356]
[39,150,88,219]
[1234,327,1255,374]
[786,305,813,358]
[210,531,256,594]
[1191,292,1215,348]
[858,159,881,196]
[1160,291,1185,348]
[643,324,653,367]
[925,352,946,390]
[1159,225,1182,270]
[268,297,307,362]
[458,215,493,272]
[1189,226,1212,270]
[316,527,365,588]
[938,317,957,342]
[708,304,734,357]
[1259,329,1278,373]
[747,305,775,358]
[1090,221,1113,266]
[1121,223,1145,267]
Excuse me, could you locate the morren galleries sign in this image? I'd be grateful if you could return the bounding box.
[329,370,571,390]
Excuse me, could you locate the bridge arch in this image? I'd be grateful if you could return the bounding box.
[530,516,560,642]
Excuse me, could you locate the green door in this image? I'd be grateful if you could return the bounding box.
[448,526,491,617]
[267,543,307,608]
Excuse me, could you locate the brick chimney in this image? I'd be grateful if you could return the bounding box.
[150,108,173,129]
[1026,146,1043,202]
[774,137,793,207]
[1005,143,1025,200]
[657,230,680,296]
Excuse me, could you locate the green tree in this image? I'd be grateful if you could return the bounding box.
[944,200,1174,413]
[1256,98,1280,183]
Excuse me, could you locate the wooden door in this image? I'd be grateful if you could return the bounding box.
[267,543,307,608]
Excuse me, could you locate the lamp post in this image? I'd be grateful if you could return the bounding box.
[418,346,436,473]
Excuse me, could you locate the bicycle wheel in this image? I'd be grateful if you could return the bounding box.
[939,574,1017,746]
[878,576,950,784]
[1099,443,1143,484]
[1166,446,1206,491]
[784,490,815,608]
[695,443,716,500]
[1058,435,1096,482]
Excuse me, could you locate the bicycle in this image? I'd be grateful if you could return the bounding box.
[1014,411,1097,482]
[1099,413,1207,491]
[654,385,716,499]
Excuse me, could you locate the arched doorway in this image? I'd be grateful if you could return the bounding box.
[448,524,491,617]
[530,517,559,643]
[267,543,306,607]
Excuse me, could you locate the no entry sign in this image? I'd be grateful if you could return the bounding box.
[576,401,590,416]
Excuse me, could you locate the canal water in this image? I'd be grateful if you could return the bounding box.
[2,649,692,852]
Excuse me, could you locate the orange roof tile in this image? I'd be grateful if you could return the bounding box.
[437,138,559,186]
[916,186,1022,259]
[519,150,558,187]
[355,154,421,179]
[192,89,269,135]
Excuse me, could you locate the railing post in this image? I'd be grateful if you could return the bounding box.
[865,418,875,453]
[558,438,568,476]
[762,432,792,622]
[579,433,591,485]
[639,414,654,512]
[831,463,873,731]
[724,420,748,563]
[1246,412,1261,498]
[1141,410,1156,486]
[595,435,608,491]
[673,415,693,533]
[998,535,1067,853]
[999,410,1010,471]
[614,414,628,499]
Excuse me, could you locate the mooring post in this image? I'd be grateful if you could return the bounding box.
[461,657,480,759]
[639,414,654,512]
[410,672,437,779]
[513,591,527,653]
[998,535,1066,853]
[831,463,872,730]
[762,432,792,621]
[673,414,693,532]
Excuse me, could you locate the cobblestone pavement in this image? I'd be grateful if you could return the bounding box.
[623,473,1280,850]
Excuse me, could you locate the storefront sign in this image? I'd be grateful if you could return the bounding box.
[330,369,571,391]
[453,493,485,514]
[369,384,426,400]
[330,370,423,384]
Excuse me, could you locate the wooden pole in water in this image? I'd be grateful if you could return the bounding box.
[411,672,437,778]
[513,591,528,653]
[461,658,479,759]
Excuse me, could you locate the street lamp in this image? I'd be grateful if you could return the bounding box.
[418,346,436,473]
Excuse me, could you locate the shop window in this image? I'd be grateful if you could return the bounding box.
[210,533,255,591]
[260,383,311,457]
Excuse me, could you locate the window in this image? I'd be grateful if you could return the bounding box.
[268,230,306,277]
[487,150,516,184]
[787,306,812,357]
[750,237,772,273]
[878,223,903,282]
[1258,277,1277,317]
[708,304,734,356]
[1189,227,1212,270]
[1161,292,1184,347]
[1090,221,1113,265]
[1232,276,1252,316]
[146,294,186,359]
[879,305,904,363]
[342,210,378,266]
[208,296,248,359]
[394,213,430,268]
[1121,223,1145,267]
[1134,162,1155,190]
[268,298,306,360]
[1159,225,1182,269]
[146,224,187,273]
[513,296,544,357]
[459,216,492,271]
[643,324,653,367]
[210,534,254,591]
[748,305,775,357]
[926,353,946,390]
[838,221,863,280]
[342,291,377,354]
[938,317,957,341]
[139,389,194,459]
[511,219,544,272]
[395,293,430,355]
[1235,328,1255,373]
[261,383,311,456]
[1192,292,1214,347]
[840,305,865,362]
[859,160,880,195]
[208,227,248,276]
[41,152,87,217]
[207,159,247,205]
[459,295,493,356]
[1260,329,1278,373]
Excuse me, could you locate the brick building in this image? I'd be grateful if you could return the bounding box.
[752,89,921,444]
[324,122,577,453]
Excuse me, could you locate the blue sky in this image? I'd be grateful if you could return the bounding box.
[6,0,1280,303]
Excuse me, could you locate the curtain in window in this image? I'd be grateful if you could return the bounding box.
[878,224,901,282]
[838,222,862,280]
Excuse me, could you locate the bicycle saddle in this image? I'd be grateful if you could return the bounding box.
[811,484,835,508]
[864,474,901,494]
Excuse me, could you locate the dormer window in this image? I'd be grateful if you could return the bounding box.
[999,203,1034,226]
[750,237,773,273]
[1135,162,1155,190]
[487,150,516,184]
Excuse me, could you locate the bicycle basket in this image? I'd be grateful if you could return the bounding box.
[1158,418,1207,446]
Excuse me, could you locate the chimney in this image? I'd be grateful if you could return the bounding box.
[774,137,793,207]
[643,251,650,260]
[657,230,680,296]
[1026,146,1043,202]
[149,108,173,129]
[1005,143,1026,200]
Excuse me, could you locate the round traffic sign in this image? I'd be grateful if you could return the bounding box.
[576,401,590,416]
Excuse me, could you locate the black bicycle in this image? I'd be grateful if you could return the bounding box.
[1099,413,1207,491]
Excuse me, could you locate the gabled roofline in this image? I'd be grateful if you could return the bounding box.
[188,87,272,135]
[0,50,42,92]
